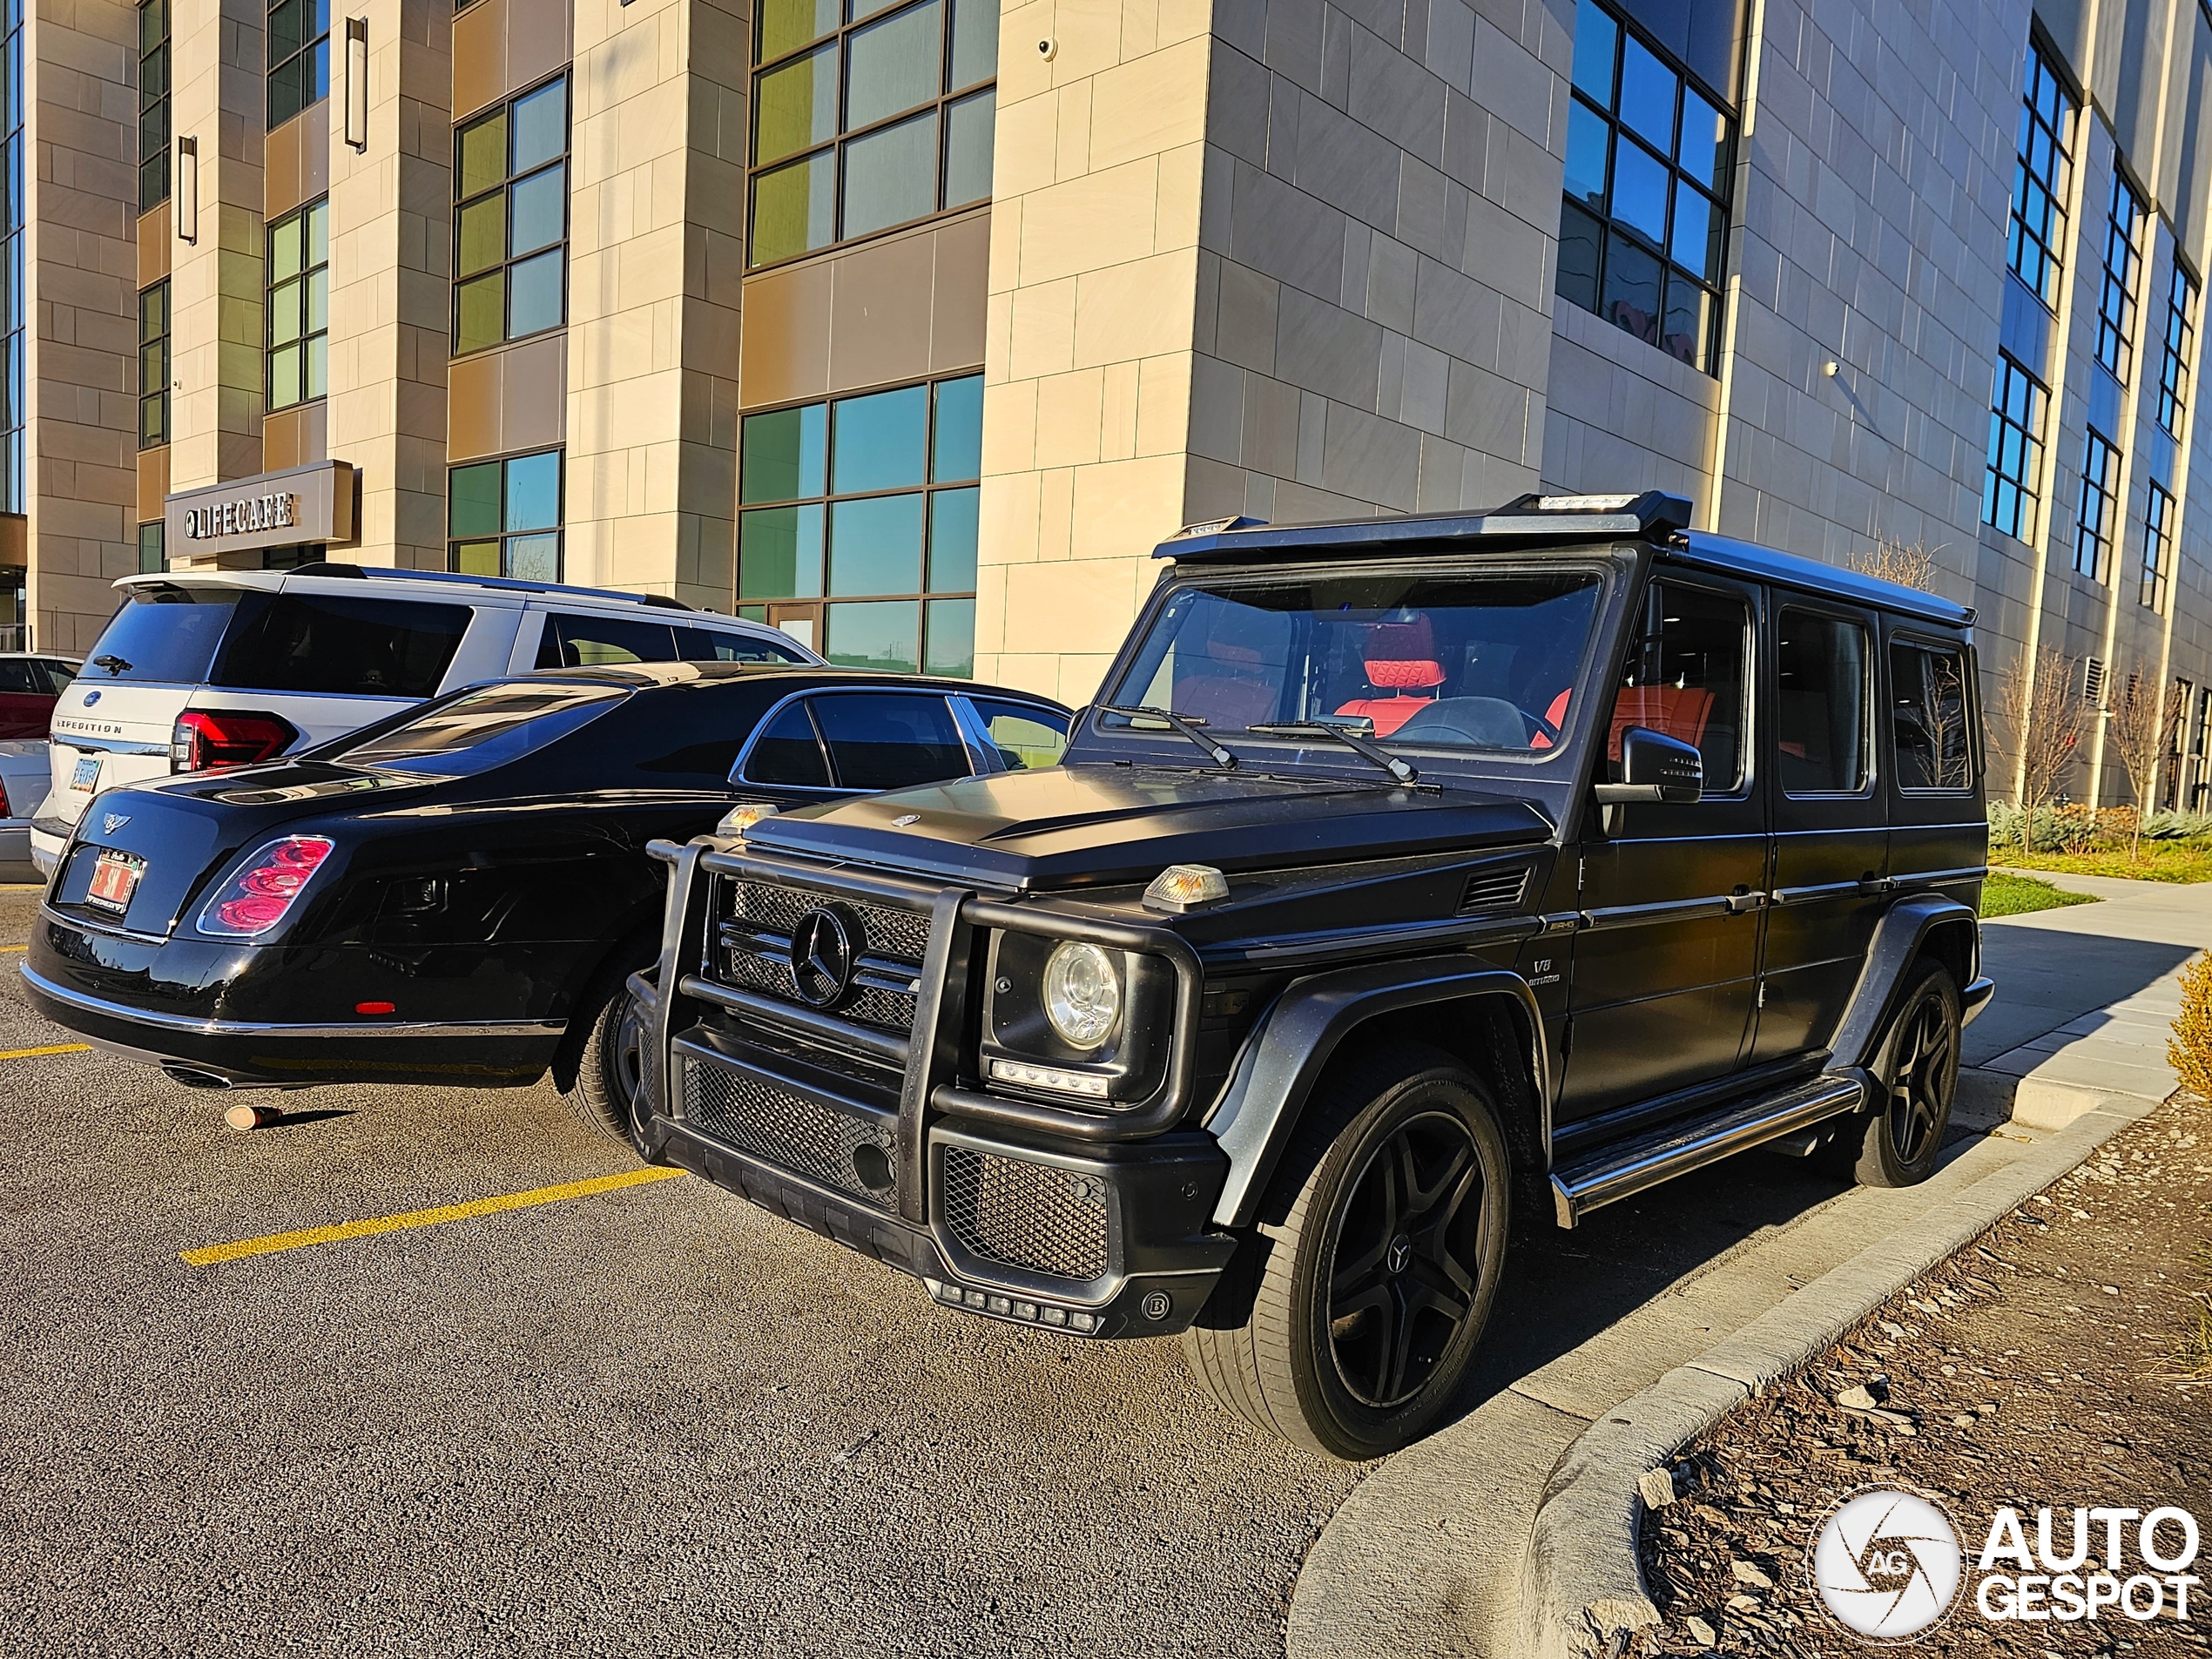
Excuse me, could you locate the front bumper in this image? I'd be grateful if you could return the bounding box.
[637,846,1238,1339]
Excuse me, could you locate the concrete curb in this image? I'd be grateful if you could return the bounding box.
[1514,1089,2168,1659]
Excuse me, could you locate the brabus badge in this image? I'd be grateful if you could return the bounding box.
[101,813,130,834]
[893,813,921,827]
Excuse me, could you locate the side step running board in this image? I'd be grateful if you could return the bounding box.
[1549,1074,1868,1228]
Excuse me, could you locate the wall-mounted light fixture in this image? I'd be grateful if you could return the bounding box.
[176,136,197,243]
[344,18,369,151]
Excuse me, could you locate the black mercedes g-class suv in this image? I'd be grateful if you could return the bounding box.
[629,492,1993,1459]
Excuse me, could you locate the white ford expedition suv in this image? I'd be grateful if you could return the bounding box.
[32,563,821,874]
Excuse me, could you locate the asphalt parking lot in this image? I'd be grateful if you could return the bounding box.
[0,881,1904,1658]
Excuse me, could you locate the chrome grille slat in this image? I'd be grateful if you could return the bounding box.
[714,877,931,1036]
[940,1145,1109,1283]
[680,1055,900,1214]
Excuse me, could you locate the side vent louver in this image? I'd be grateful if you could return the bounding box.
[1459,867,1529,914]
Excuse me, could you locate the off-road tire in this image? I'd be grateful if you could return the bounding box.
[565,975,648,1150]
[1841,956,1961,1188]
[1180,1046,1511,1460]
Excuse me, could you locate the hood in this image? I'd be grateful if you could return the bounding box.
[742,763,1554,889]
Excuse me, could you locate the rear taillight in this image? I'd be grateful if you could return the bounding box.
[194,836,334,938]
[172,710,299,773]
[0,777,13,819]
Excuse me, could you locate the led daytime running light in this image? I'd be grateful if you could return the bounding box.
[988,1058,1112,1099]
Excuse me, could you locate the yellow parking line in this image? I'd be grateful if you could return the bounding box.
[0,1042,89,1060]
[180,1166,687,1266]
[0,943,26,951]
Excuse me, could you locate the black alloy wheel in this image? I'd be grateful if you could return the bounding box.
[1180,1047,1511,1459]
[1838,957,1961,1189]
[1325,1110,1487,1410]
[566,974,652,1151]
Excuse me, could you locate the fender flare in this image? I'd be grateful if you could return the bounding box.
[1827,893,1987,1072]
[1202,956,1549,1227]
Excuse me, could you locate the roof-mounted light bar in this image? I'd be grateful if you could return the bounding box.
[1155,489,1696,562]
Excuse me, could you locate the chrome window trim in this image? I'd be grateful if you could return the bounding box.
[21,961,564,1039]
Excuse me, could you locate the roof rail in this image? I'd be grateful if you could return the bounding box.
[1155,490,1696,561]
[286,562,694,610]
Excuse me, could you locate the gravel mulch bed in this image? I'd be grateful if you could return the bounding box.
[1634,1097,2212,1656]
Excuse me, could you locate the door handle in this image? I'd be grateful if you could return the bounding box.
[1858,873,1897,894]
[1724,888,1768,914]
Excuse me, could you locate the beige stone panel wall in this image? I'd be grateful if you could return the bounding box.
[165,0,266,509]
[974,0,1216,701]
[25,0,140,651]
[1541,302,1716,506]
[326,0,452,569]
[563,0,744,610]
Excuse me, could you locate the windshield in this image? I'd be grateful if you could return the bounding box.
[335,684,625,776]
[1103,570,1606,759]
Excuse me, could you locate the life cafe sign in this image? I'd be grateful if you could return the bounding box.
[165,460,355,557]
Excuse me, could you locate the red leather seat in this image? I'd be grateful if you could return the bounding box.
[1336,617,1447,737]
[1606,685,1714,758]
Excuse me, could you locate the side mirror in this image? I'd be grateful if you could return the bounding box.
[1594,725,1703,806]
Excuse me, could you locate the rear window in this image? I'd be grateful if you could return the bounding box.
[678,624,810,664]
[81,584,247,685]
[535,614,678,667]
[336,684,625,776]
[212,593,472,698]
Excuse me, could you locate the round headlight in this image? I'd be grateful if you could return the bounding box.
[1043,941,1123,1049]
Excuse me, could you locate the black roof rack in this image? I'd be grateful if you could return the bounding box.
[286,562,694,610]
[1157,490,1695,562]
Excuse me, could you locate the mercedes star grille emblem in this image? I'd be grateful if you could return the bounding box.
[788,904,860,1008]
[101,813,131,834]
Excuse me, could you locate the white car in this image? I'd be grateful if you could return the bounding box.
[31,565,821,875]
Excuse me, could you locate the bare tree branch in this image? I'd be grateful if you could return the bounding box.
[2106,673,2186,858]
[1993,645,2086,853]
[1851,536,1945,593]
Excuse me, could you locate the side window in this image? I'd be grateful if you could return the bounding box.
[969,697,1068,770]
[38,660,77,693]
[1775,609,1869,794]
[677,624,810,664]
[812,691,968,790]
[212,595,474,698]
[1891,640,1974,791]
[534,613,679,668]
[742,699,832,786]
[0,661,40,693]
[1608,581,1750,789]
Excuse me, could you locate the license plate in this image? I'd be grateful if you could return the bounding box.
[70,756,99,792]
[85,849,144,914]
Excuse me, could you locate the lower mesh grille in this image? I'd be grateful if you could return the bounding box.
[940,1145,1109,1282]
[680,1055,899,1213]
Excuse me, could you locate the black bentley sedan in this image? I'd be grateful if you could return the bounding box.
[23,664,1068,1138]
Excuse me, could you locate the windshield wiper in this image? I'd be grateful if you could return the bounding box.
[92,654,131,677]
[1096,704,1238,769]
[1248,720,1419,785]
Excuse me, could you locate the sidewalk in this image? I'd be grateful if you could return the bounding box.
[1285,871,2209,1659]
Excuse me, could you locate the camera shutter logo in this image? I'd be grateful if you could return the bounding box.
[1811,1487,1966,1641]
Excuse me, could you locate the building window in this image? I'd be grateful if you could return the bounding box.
[2158,263,2197,436]
[745,0,997,269]
[2141,482,2174,610]
[2074,428,2120,581]
[266,199,327,409]
[138,280,168,447]
[454,75,567,355]
[1983,353,2047,541]
[2008,41,2074,307]
[137,522,165,574]
[736,374,982,674]
[267,0,330,128]
[2095,172,2144,381]
[138,0,169,211]
[1555,0,1736,374]
[449,449,562,580]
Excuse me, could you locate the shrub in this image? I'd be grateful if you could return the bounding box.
[2141,810,2212,841]
[2171,954,2212,1103]
[1988,801,2112,853]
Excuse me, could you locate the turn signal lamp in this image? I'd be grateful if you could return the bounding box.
[718,801,779,836]
[1143,863,1229,913]
[196,836,334,938]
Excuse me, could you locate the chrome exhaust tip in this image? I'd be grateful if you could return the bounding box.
[161,1062,234,1090]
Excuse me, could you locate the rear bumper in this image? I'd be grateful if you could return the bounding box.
[21,961,563,1088]
[644,1032,1236,1339]
[29,824,61,877]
